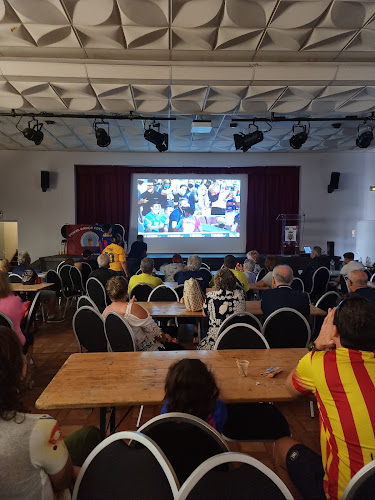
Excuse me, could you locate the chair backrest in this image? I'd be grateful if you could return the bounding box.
[80,261,92,285]
[262,308,311,348]
[59,264,74,293]
[70,266,84,294]
[315,291,340,312]
[104,312,136,352]
[342,460,375,500]
[72,430,179,500]
[174,284,184,300]
[114,224,126,244]
[72,306,108,352]
[215,323,270,350]
[371,273,375,283]
[256,268,267,282]
[340,274,350,294]
[291,277,304,292]
[176,452,293,500]
[309,266,330,299]
[363,269,371,281]
[8,273,22,283]
[56,261,65,274]
[148,285,179,302]
[199,268,213,282]
[0,311,14,329]
[138,413,229,485]
[46,270,63,298]
[129,282,153,302]
[86,277,107,313]
[217,311,262,335]
[135,269,142,275]
[77,295,99,312]
[24,291,41,335]
[200,263,210,270]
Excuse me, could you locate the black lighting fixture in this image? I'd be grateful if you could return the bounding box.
[290,123,308,150]
[234,124,264,152]
[356,122,374,149]
[22,118,44,145]
[94,119,111,147]
[144,122,168,152]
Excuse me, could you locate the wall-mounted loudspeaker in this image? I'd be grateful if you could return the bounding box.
[328,172,340,193]
[41,171,50,192]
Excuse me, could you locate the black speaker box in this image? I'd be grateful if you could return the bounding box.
[330,172,340,190]
[41,171,50,192]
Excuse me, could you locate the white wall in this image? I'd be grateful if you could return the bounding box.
[0,149,374,260]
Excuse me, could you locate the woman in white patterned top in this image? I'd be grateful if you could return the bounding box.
[198,268,246,350]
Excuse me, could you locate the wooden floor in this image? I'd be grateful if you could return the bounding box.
[22,309,320,474]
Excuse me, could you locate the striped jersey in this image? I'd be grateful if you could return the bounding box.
[292,349,375,499]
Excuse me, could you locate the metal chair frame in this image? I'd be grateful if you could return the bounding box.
[342,460,375,500]
[262,307,311,348]
[217,311,262,335]
[214,323,270,350]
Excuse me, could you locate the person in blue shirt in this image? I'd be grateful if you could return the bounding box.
[99,224,112,253]
[162,358,227,434]
[168,198,190,232]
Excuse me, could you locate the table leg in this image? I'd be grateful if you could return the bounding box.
[100,407,106,439]
[109,407,116,434]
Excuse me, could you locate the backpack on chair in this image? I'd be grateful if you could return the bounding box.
[183,278,205,311]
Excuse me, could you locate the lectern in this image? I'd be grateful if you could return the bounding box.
[276,214,303,255]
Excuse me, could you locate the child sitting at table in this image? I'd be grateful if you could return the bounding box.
[161,358,227,433]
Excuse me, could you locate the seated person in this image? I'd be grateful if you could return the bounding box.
[261,265,310,320]
[199,268,246,350]
[127,257,163,294]
[88,254,116,289]
[0,326,101,498]
[176,206,202,233]
[103,276,183,351]
[162,358,227,433]
[127,235,148,276]
[99,224,112,252]
[174,255,211,293]
[0,258,10,274]
[143,203,167,232]
[274,296,375,500]
[300,246,327,291]
[334,251,364,284]
[12,251,60,322]
[102,235,129,278]
[160,254,185,282]
[210,255,249,292]
[255,255,281,289]
[348,269,375,305]
[169,198,190,232]
[243,259,257,284]
[0,270,26,347]
[75,249,98,272]
[246,250,261,275]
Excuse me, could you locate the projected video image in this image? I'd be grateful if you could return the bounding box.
[137,178,240,238]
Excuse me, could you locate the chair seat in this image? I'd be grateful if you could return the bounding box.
[222,403,290,441]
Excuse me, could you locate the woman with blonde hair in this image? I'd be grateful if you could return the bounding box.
[0,270,25,347]
[0,258,10,274]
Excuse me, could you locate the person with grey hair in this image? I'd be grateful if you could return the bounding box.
[246,250,261,275]
[88,254,116,290]
[243,259,257,284]
[347,270,375,305]
[261,264,310,320]
[127,257,163,294]
[174,254,211,292]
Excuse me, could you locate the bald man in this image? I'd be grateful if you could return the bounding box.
[348,270,375,306]
[261,264,310,319]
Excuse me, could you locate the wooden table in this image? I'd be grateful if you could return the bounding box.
[10,282,54,292]
[36,349,307,433]
[248,282,270,291]
[246,301,327,318]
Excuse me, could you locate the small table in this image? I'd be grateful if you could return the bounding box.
[248,282,270,291]
[137,301,203,318]
[10,282,54,293]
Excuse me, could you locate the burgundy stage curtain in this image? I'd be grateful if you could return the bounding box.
[75,165,299,254]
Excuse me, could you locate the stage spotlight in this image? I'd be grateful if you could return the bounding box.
[22,119,44,145]
[290,124,308,150]
[233,126,264,152]
[356,124,374,149]
[144,124,168,152]
[94,120,111,147]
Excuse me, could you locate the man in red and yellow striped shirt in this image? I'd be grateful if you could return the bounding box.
[275,295,375,500]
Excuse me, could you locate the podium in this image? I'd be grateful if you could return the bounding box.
[276,214,303,255]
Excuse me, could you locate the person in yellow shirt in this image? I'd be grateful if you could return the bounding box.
[128,257,163,294]
[209,255,249,293]
[102,235,129,278]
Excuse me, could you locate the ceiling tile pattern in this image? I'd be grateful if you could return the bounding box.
[0,0,374,152]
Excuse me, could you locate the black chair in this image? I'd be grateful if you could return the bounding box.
[200,263,210,270]
[371,273,375,283]
[114,224,126,244]
[135,269,142,275]
[138,413,229,485]
[312,291,340,340]
[199,268,213,283]
[0,311,14,329]
[70,266,84,295]
[46,269,71,318]
[80,261,92,287]
[214,324,269,350]
[340,274,350,294]
[148,285,179,302]
[23,291,42,337]
[217,311,262,335]
[308,266,330,304]
[176,452,293,500]
[104,312,136,352]
[77,295,99,312]
[8,273,22,283]
[129,283,153,302]
[72,431,179,500]
[86,277,108,313]
[342,460,375,500]
[262,307,311,348]
[291,277,304,292]
[364,269,372,281]
[56,261,65,274]
[59,264,74,295]
[256,268,267,282]
[72,306,107,352]
[174,284,184,300]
